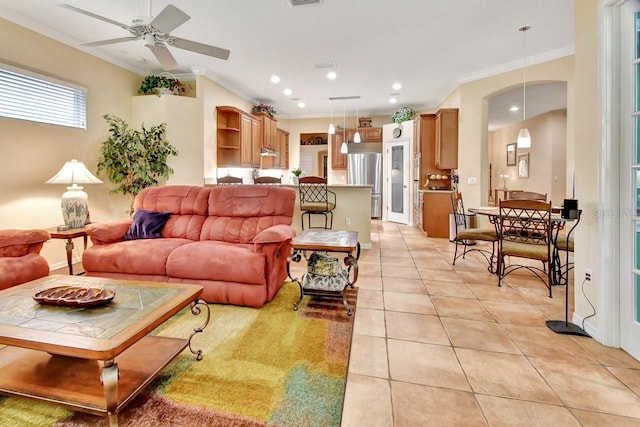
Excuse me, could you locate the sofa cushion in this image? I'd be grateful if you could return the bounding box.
[124,209,172,240]
[133,186,211,240]
[166,241,266,285]
[201,186,296,243]
[83,238,193,275]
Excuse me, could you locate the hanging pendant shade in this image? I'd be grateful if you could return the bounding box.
[328,99,335,134]
[353,102,361,143]
[517,128,531,148]
[517,25,531,148]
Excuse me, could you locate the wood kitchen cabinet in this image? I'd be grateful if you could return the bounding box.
[435,109,458,169]
[346,127,382,142]
[274,128,289,169]
[253,112,278,151]
[331,133,347,169]
[422,190,453,238]
[217,106,261,168]
[216,106,242,167]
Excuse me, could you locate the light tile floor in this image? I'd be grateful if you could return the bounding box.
[334,220,640,427]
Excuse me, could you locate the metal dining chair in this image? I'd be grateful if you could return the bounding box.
[450,192,499,272]
[497,199,554,297]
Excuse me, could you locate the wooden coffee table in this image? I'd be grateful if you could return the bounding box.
[287,229,360,315]
[0,275,209,426]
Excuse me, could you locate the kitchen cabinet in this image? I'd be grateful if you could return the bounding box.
[217,106,260,167]
[253,112,278,151]
[216,106,242,167]
[422,190,453,238]
[275,128,289,169]
[331,133,347,169]
[346,127,382,143]
[435,109,458,169]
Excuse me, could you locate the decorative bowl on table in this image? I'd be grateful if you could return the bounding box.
[33,286,116,308]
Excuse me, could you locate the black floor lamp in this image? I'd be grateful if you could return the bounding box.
[546,204,590,337]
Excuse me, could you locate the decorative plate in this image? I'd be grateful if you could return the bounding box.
[33,286,116,308]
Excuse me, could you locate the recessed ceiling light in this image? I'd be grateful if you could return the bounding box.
[283,88,293,96]
[510,106,519,112]
[389,97,397,104]
[270,75,280,83]
[298,101,306,108]
[392,82,402,90]
[326,71,337,80]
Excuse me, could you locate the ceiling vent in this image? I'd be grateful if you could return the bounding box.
[288,0,322,7]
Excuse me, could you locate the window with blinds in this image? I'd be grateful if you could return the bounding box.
[0,64,87,129]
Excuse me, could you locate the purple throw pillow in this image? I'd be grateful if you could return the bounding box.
[123,209,172,241]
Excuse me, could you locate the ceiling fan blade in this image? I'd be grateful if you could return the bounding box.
[81,36,139,47]
[59,4,131,31]
[147,43,178,70]
[150,4,190,34]
[170,37,230,60]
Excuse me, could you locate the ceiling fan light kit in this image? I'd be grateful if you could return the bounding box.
[60,2,230,71]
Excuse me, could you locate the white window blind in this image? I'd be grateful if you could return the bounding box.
[0,64,87,129]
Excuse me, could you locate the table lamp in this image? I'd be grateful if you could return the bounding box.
[499,174,510,189]
[46,159,103,229]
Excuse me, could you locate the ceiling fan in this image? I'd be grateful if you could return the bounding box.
[60,2,230,70]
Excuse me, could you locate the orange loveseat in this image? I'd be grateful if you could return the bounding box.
[0,229,50,290]
[82,185,297,307]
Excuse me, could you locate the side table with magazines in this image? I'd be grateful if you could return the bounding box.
[287,229,360,315]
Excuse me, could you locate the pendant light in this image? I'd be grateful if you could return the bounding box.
[517,25,531,148]
[328,99,336,135]
[353,102,361,143]
[340,101,348,153]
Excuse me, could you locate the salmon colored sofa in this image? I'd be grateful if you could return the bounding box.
[82,185,297,307]
[0,229,50,290]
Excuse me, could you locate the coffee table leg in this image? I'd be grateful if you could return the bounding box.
[188,299,210,361]
[100,359,119,426]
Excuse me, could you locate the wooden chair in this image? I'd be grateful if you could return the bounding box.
[497,199,554,297]
[298,176,336,230]
[507,191,547,201]
[253,176,281,185]
[217,176,243,185]
[450,192,498,272]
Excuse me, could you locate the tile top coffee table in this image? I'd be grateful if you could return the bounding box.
[287,229,360,315]
[0,275,209,426]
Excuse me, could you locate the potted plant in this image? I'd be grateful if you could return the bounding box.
[252,103,277,118]
[138,74,183,96]
[291,167,302,184]
[97,114,179,214]
[392,106,415,123]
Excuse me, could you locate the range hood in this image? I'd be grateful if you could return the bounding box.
[260,147,280,157]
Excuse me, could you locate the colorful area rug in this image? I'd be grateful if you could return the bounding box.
[0,282,357,427]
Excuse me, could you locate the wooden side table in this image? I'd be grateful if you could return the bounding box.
[47,226,88,275]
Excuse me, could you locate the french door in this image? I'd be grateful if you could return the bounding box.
[622,0,640,360]
[386,139,410,224]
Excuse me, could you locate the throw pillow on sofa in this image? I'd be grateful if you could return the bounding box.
[123,209,171,240]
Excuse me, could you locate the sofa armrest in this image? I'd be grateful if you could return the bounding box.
[86,220,132,245]
[253,224,296,245]
[0,229,50,257]
[0,230,50,248]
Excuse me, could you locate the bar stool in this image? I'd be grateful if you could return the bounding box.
[298,176,336,230]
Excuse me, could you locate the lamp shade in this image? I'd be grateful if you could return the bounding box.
[328,123,336,135]
[46,159,103,185]
[46,159,102,229]
[517,128,531,148]
[340,141,348,154]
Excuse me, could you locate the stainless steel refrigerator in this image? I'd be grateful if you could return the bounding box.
[347,152,382,218]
